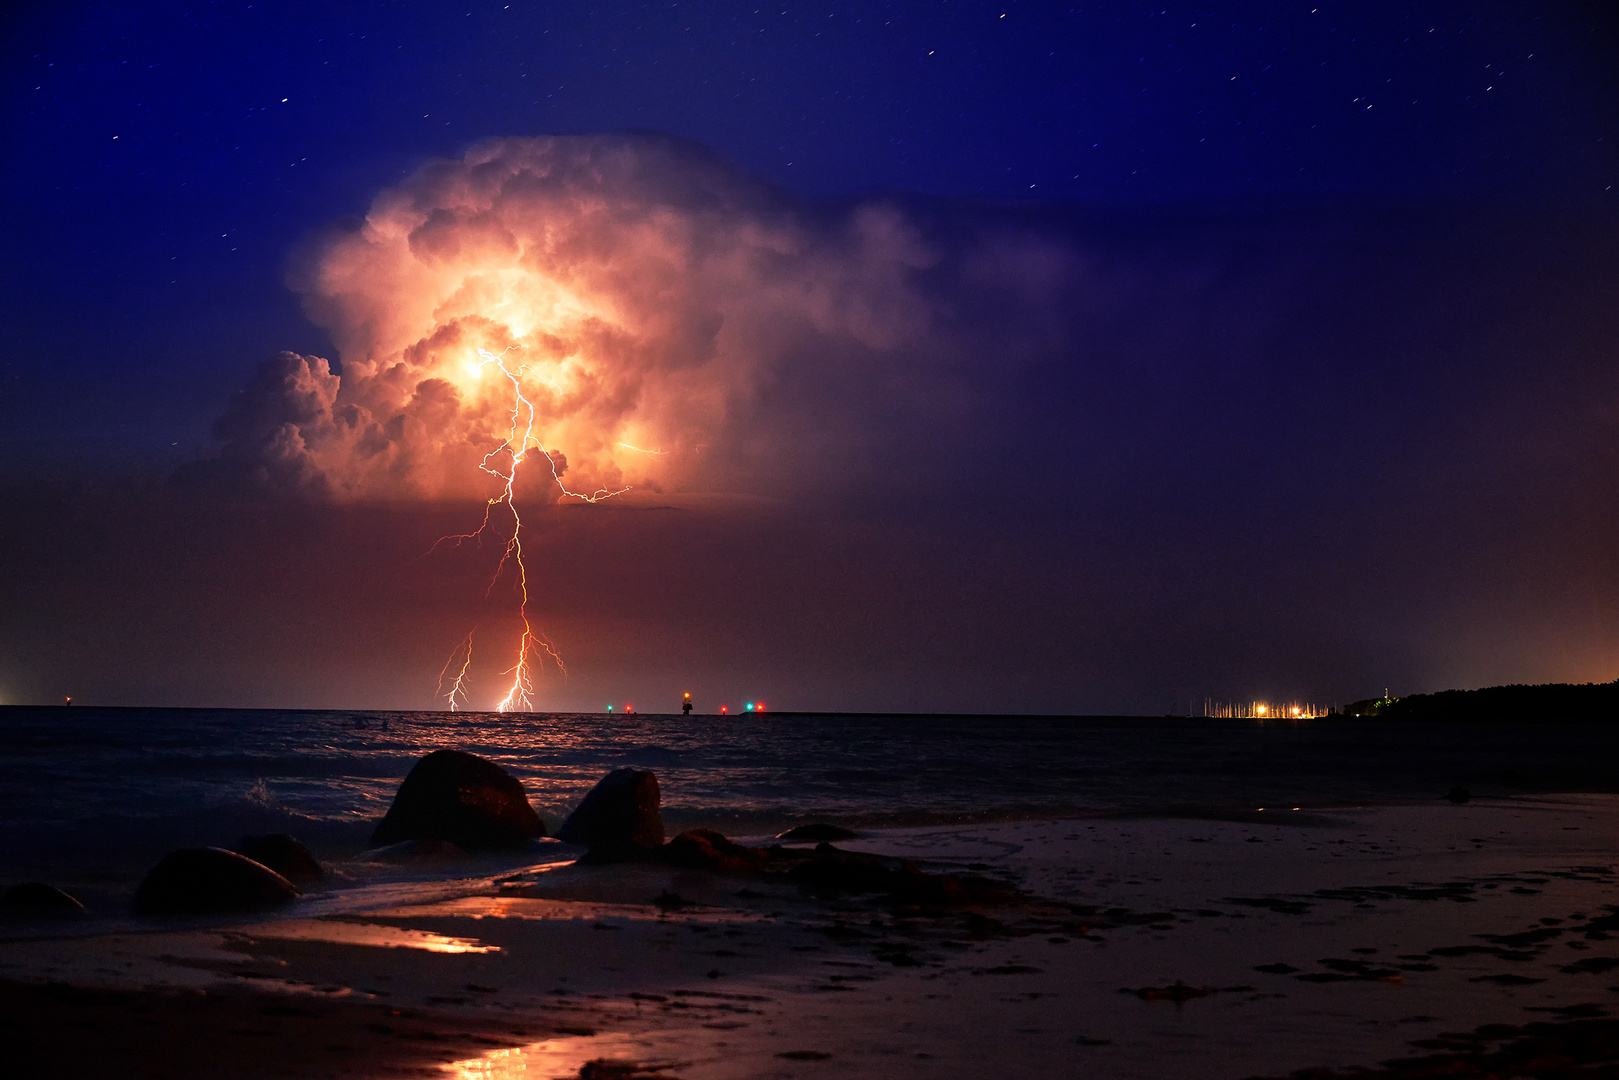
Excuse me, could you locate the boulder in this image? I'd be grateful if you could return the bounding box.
[1444,785,1472,804]
[233,833,323,885]
[132,847,299,915]
[556,768,664,861]
[788,843,902,895]
[2,882,89,918]
[787,843,1017,906]
[664,828,766,871]
[370,749,547,850]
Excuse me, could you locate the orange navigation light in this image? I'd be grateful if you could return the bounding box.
[1257,704,1267,715]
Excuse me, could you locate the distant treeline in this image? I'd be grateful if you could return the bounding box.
[1344,681,1619,722]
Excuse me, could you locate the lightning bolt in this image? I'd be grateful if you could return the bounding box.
[433,346,644,712]
[436,632,475,712]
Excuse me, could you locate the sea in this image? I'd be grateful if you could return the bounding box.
[2,706,1616,919]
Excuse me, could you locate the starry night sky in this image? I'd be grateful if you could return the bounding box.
[2,2,1617,712]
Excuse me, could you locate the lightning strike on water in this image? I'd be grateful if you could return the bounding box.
[437,348,639,712]
[436,633,475,712]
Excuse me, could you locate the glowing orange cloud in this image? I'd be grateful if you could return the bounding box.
[190,133,1064,708]
[261,134,946,506]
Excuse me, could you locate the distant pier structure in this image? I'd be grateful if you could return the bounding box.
[1201,699,1332,719]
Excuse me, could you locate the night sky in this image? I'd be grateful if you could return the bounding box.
[2,1,1616,713]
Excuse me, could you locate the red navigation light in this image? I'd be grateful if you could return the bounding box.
[720,705,728,714]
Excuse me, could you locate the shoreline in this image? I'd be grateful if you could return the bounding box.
[2,794,1616,1077]
[3,791,1597,925]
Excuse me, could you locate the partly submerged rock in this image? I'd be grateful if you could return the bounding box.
[2,882,89,919]
[233,833,323,885]
[370,749,547,850]
[788,843,903,895]
[776,823,858,843]
[557,768,664,861]
[788,843,1016,906]
[132,847,299,915]
[1444,785,1472,804]
[664,828,767,871]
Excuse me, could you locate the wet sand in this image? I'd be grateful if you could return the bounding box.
[2,794,1616,1079]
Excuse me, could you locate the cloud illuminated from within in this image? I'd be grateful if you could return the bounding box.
[182,134,1043,502]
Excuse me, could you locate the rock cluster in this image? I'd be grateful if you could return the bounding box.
[38,751,1005,922]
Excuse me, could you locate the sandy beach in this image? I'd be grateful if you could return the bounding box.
[2,793,1616,1078]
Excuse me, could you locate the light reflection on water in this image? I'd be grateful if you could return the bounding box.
[241,918,498,954]
[445,1033,666,1079]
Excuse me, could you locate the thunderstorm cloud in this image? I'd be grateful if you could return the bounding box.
[178,134,1063,503]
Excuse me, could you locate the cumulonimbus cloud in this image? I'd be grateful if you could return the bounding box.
[177,133,1064,502]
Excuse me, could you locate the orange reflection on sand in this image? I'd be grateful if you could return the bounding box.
[446,1034,658,1079]
[367,895,771,925]
[242,918,499,954]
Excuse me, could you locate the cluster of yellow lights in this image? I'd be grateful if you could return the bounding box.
[1201,700,1330,719]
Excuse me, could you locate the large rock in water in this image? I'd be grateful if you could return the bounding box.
[133,847,299,915]
[370,749,547,849]
[233,833,323,885]
[556,768,664,861]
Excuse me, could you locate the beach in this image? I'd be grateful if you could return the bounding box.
[4,792,1616,1078]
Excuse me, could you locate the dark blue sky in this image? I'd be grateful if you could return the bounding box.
[4,1,1614,468]
[1,2,1616,711]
